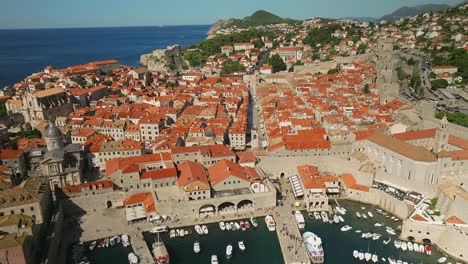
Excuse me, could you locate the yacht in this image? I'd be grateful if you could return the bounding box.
[193,241,200,254]
[226,244,233,258]
[238,241,246,251]
[407,241,413,251]
[333,214,340,223]
[294,211,306,229]
[353,250,359,259]
[265,215,276,231]
[321,212,328,223]
[338,215,345,222]
[219,222,226,231]
[121,234,130,247]
[151,226,168,234]
[336,206,346,215]
[314,211,321,220]
[362,214,368,219]
[419,244,425,253]
[394,240,401,249]
[401,241,408,251]
[128,253,138,264]
[340,225,352,232]
[169,230,176,238]
[250,216,259,228]
[368,212,374,218]
[211,255,218,264]
[372,233,381,240]
[365,252,372,262]
[372,254,378,263]
[303,232,324,264]
[202,225,208,235]
[195,225,203,235]
[358,252,365,260]
[386,228,397,235]
[356,212,361,218]
[229,222,235,230]
[152,235,170,264]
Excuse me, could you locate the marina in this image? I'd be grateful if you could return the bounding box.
[78,201,456,264]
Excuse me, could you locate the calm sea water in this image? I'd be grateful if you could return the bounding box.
[84,201,456,264]
[0,25,210,87]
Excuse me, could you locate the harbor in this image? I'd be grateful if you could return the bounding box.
[76,200,456,264]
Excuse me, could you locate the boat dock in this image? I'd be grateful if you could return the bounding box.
[274,205,311,264]
[128,230,154,264]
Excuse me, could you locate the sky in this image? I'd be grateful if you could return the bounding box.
[0,0,462,29]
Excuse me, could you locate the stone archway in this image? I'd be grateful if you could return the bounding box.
[408,236,415,242]
[199,204,216,216]
[218,202,236,214]
[237,199,254,210]
[422,238,432,245]
[280,172,285,178]
[106,201,112,208]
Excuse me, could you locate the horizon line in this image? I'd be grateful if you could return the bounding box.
[0,23,214,31]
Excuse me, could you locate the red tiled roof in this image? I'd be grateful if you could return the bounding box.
[445,215,465,225]
[140,168,177,180]
[411,213,428,222]
[393,129,436,141]
[62,180,113,194]
[124,192,156,212]
[208,159,253,186]
[177,161,210,189]
[0,149,23,160]
[341,173,369,192]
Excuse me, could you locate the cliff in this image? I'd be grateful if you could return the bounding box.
[140,45,188,72]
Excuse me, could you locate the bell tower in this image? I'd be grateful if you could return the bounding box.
[435,116,449,153]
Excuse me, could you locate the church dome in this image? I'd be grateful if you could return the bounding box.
[45,121,63,138]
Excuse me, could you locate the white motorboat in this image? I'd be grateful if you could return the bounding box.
[336,207,346,215]
[294,211,306,229]
[250,217,259,228]
[394,240,401,249]
[211,255,218,264]
[383,237,391,245]
[356,212,361,218]
[238,241,246,251]
[308,212,314,219]
[353,250,359,259]
[419,244,425,253]
[386,228,396,235]
[169,230,176,238]
[193,241,200,254]
[333,214,340,223]
[413,242,419,252]
[195,225,203,235]
[338,215,345,222]
[265,215,276,231]
[321,212,329,223]
[388,258,396,264]
[226,244,233,258]
[372,233,381,240]
[340,225,352,232]
[202,225,208,235]
[362,214,368,219]
[361,232,373,239]
[358,252,365,260]
[407,242,413,251]
[230,222,235,230]
[365,252,372,262]
[303,231,324,263]
[355,230,362,233]
[401,241,408,251]
[425,245,432,256]
[382,257,386,262]
[226,222,232,231]
[219,222,226,231]
[368,212,374,218]
[314,212,321,220]
[372,254,378,263]
[437,257,447,263]
[233,222,239,230]
[361,206,366,210]
[374,223,383,227]
[128,252,138,264]
[89,241,97,251]
[121,234,130,247]
[150,226,168,234]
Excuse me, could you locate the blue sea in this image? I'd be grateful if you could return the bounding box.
[0,25,210,87]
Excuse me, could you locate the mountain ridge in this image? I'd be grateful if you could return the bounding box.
[379,3,451,21]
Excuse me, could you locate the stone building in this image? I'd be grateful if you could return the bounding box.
[0,233,32,264]
[16,88,74,123]
[0,149,27,182]
[177,161,211,201]
[29,122,83,191]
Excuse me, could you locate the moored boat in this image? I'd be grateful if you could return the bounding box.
[245,221,250,229]
[368,212,374,218]
[152,236,170,264]
[425,245,432,256]
[308,212,314,219]
[401,241,407,251]
[250,217,258,228]
[407,241,413,251]
[338,215,344,222]
[128,253,138,264]
[356,212,361,218]
[303,231,324,264]
[437,257,447,263]
[372,254,378,263]
[240,221,246,231]
[151,226,168,234]
[394,240,401,249]
[333,214,340,223]
[321,212,328,223]
[362,214,368,219]
[89,241,97,251]
[238,241,246,251]
[265,215,276,231]
[234,222,241,230]
[374,223,383,227]
[226,244,233,258]
[358,252,364,260]
[294,210,306,229]
[314,212,321,220]
[353,250,359,259]
[219,222,226,231]
[193,241,200,254]
[340,225,352,232]
[121,234,130,247]
[364,252,372,262]
[383,237,391,245]
[211,255,218,264]
[202,225,208,235]
[372,233,381,240]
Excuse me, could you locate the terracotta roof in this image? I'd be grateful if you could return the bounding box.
[393,129,436,141]
[106,153,173,176]
[367,133,437,162]
[448,135,468,150]
[341,173,369,192]
[445,215,465,225]
[208,159,253,186]
[124,192,156,212]
[177,161,210,191]
[140,168,177,180]
[236,152,256,164]
[62,180,113,194]
[0,149,23,160]
[411,213,428,222]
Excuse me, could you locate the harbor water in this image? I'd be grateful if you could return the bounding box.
[83,201,455,264]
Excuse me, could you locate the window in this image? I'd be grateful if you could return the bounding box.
[10,210,14,215]
[20,208,24,213]
[30,207,34,211]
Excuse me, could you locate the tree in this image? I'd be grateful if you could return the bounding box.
[327,67,340,74]
[431,79,449,89]
[267,54,286,73]
[221,59,245,75]
[104,80,113,86]
[105,70,114,77]
[429,72,437,79]
[364,84,371,94]
[396,67,405,81]
[0,109,7,118]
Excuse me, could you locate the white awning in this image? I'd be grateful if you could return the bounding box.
[327,188,340,193]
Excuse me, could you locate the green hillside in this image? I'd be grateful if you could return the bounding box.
[232,10,297,28]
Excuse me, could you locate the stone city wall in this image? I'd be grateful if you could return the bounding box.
[61,192,126,215]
